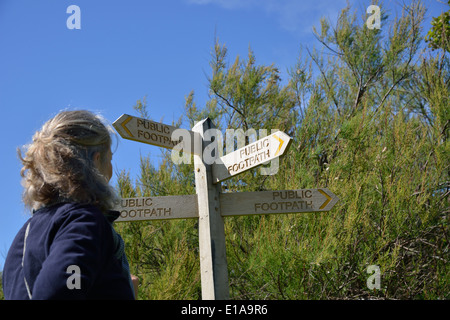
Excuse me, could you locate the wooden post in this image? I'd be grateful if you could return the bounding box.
[192,118,230,300]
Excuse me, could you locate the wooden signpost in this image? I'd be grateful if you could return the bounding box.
[192,118,229,300]
[112,114,339,300]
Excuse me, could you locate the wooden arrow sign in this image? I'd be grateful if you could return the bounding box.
[113,114,201,154]
[115,194,198,222]
[220,188,339,217]
[212,131,292,183]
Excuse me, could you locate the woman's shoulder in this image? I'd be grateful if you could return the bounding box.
[34,202,105,220]
[32,202,111,236]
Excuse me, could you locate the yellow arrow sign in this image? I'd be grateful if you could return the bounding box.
[220,188,339,216]
[113,114,201,154]
[212,131,292,183]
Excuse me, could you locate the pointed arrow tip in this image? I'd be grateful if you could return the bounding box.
[120,115,134,138]
[273,134,284,156]
[318,189,332,209]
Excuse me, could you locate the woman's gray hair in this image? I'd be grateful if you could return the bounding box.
[18,110,118,213]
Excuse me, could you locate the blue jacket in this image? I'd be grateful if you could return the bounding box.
[2,202,135,300]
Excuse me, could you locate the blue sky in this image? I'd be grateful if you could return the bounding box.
[0,0,447,270]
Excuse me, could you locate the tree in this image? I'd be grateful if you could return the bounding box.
[207,41,297,137]
[425,0,450,52]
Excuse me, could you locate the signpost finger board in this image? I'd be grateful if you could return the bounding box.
[220,188,338,217]
[212,131,292,183]
[113,114,201,155]
[115,194,198,222]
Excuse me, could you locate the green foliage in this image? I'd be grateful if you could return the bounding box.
[116,0,449,300]
[425,0,450,52]
[208,38,297,136]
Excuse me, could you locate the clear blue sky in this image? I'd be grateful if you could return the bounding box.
[0,0,446,270]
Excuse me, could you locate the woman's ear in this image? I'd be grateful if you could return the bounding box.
[93,151,101,167]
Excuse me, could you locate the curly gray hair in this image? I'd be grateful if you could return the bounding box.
[18,110,118,213]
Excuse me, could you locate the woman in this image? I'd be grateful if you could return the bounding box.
[2,110,138,299]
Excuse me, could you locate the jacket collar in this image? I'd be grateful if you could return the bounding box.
[105,210,121,224]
